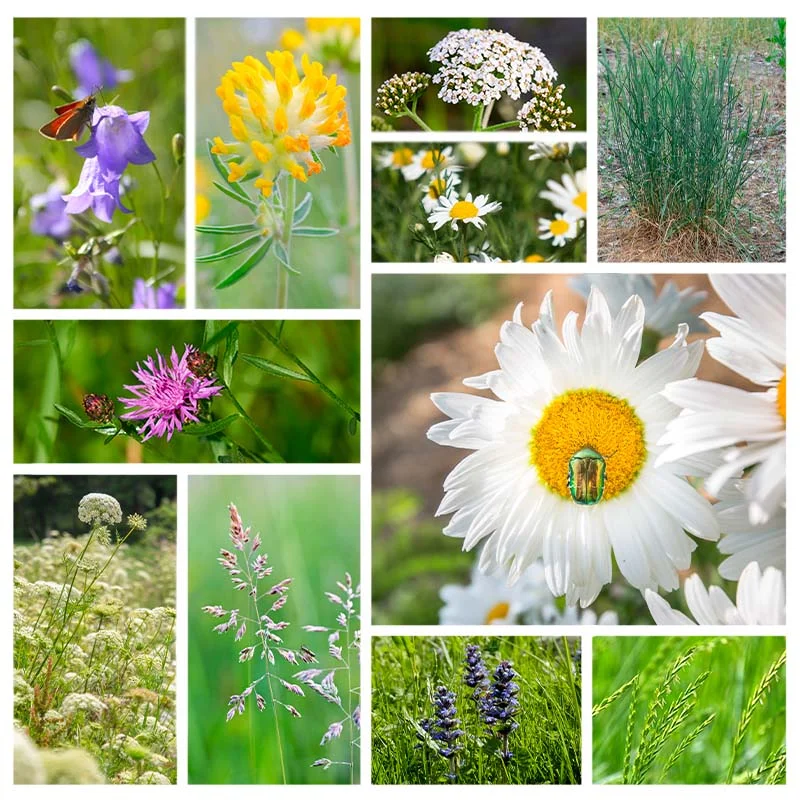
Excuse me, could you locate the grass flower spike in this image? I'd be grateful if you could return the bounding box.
[212,50,351,197]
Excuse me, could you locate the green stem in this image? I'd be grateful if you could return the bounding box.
[220,381,285,463]
[472,106,483,131]
[480,120,524,132]
[277,176,295,308]
[151,162,167,280]
[402,106,433,131]
[480,100,495,129]
[253,322,360,425]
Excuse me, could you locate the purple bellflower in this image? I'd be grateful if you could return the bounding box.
[69,39,133,99]
[132,278,178,310]
[30,181,73,240]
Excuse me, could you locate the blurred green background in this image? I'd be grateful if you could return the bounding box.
[14,319,360,463]
[372,18,586,131]
[196,18,360,309]
[188,475,360,784]
[14,18,185,309]
[593,637,786,784]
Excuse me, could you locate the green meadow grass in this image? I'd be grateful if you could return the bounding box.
[372,636,580,785]
[593,637,786,784]
[188,475,360,784]
[600,18,777,50]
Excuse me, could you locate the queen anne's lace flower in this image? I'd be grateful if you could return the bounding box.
[78,493,123,527]
[428,29,557,106]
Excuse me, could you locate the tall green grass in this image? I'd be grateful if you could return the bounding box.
[600,33,765,247]
[593,637,786,784]
[372,636,580,784]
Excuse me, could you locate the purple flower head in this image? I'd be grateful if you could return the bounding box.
[69,39,133,99]
[464,643,489,701]
[118,344,222,441]
[480,660,520,763]
[62,156,130,224]
[30,181,73,239]
[76,105,156,176]
[132,278,178,310]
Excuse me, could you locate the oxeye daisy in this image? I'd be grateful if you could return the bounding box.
[657,274,785,524]
[645,561,785,626]
[427,192,501,231]
[211,50,351,197]
[538,214,577,246]
[375,146,415,171]
[118,345,222,441]
[528,142,574,161]
[539,169,587,221]
[427,289,718,607]
[401,146,458,181]
[421,170,462,213]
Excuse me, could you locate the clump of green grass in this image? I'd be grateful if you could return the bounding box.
[372,636,580,785]
[593,637,786,785]
[600,32,765,252]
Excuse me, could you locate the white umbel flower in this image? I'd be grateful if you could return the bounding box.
[570,275,707,336]
[539,170,587,221]
[427,192,501,231]
[427,289,719,607]
[645,561,785,625]
[657,274,786,524]
[78,493,123,526]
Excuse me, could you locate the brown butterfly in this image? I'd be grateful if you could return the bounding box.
[39,95,96,141]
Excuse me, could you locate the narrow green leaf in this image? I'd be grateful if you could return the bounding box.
[212,180,257,211]
[240,353,311,382]
[196,233,263,264]
[216,238,273,289]
[182,414,240,436]
[204,321,240,352]
[202,320,217,349]
[206,140,250,201]
[293,192,313,226]
[273,240,301,275]
[292,226,339,238]
[348,416,359,436]
[222,326,239,385]
[196,223,259,235]
[53,403,85,428]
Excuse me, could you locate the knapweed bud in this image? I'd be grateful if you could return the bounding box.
[83,393,115,423]
[186,348,217,378]
[172,133,185,166]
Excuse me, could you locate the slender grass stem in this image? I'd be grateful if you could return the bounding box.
[219,381,285,463]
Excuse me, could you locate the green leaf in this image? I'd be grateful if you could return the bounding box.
[202,320,217,349]
[239,353,311,382]
[273,241,301,275]
[292,226,339,238]
[293,193,313,226]
[196,223,259,235]
[54,403,86,428]
[222,326,239,385]
[196,234,263,264]
[216,238,274,289]
[204,321,240,352]
[212,180,257,211]
[182,414,240,436]
[206,140,251,202]
[348,416,359,436]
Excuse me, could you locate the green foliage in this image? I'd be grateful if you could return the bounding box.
[593,637,786,784]
[14,319,360,463]
[14,18,185,309]
[187,476,360,784]
[765,19,786,70]
[372,636,580,784]
[600,18,776,50]
[599,31,765,249]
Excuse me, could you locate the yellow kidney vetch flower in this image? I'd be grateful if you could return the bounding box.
[211,50,351,197]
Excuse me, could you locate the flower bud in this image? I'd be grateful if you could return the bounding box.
[172,133,185,166]
[83,393,114,423]
[186,348,217,379]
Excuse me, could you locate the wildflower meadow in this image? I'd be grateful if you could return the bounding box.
[13,476,176,784]
[13,18,186,309]
[593,637,786,784]
[196,18,360,309]
[14,319,360,463]
[371,636,580,785]
[188,476,360,784]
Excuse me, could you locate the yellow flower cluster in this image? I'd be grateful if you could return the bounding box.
[212,50,351,197]
[280,18,361,67]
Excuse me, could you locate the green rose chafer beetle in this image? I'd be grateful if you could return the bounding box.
[567,447,606,505]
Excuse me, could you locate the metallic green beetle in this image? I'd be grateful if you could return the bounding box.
[567,447,606,505]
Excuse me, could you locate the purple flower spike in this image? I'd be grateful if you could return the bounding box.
[132,278,178,310]
[62,157,130,224]
[30,181,73,240]
[118,345,222,441]
[76,106,156,175]
[69,39,133,99]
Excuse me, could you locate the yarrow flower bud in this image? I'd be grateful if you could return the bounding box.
[371,114,394,132]
[517,83,576,132]
[375,72,432,116]
[463,643,489,700]
[82,393,115,423]
[480,660,520,763]
[78,493,123,527]
[186,348,217,379]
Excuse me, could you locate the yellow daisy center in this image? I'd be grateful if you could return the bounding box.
[549,218,570,235]
[392,147,414,167]
[525,254,544,262]
[573,191,587,213]
[428,178,447,199]
[530,389,647,501]
[485,602,510,624]
[777,369,786,422]
[449,200,479,220]
[421,149,443,170]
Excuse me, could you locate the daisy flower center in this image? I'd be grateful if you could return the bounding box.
[428,178,446,198]
[777,369,786,422]
[549,218,570,235]
[484,602,510,624]
[530,389,647,502]
[421,149,443,169]
[573,191,587,213]
[449,200,479,220]
[392,147,413,167]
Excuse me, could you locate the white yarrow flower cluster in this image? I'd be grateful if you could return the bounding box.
[428,28,557,106]
[78,493,123,527]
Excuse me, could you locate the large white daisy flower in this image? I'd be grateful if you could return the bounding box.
[427,192,501,232]
[401,146,459,181]
[427,289,719,607]
[420,169,462,213]
[539,169,586,221]
[570,275,708,337]
[657,274,786,524]
[529,142,574,161]
[645,561,785,626]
